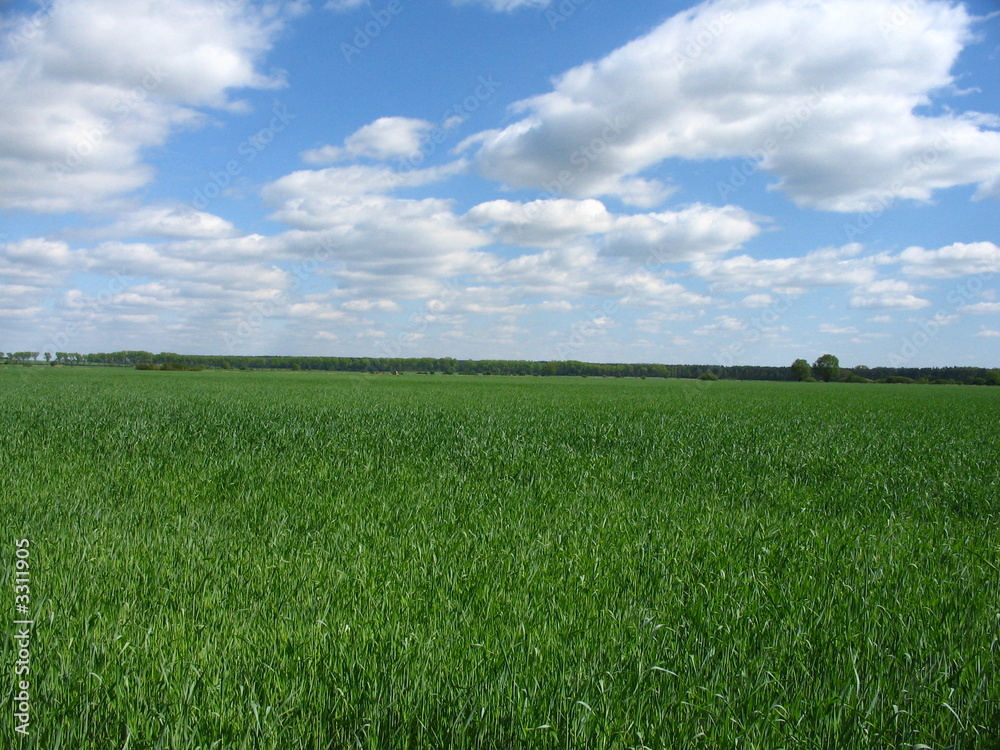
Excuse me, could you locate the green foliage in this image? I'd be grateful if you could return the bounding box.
[66,351,1000,385]
[812,353,840,382]
[790,358,812,381]
[2,369,998,749]
[699,371,719,381]
[135,363,205,372]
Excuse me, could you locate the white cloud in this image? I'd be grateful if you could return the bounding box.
[741,294,773,308]
[76,206,241,240]
[693,243,877,292]
[614,274,713,310]
[696,315,748,334]
[849,279,931,310]
[466,198,614,248]
[818,324,859,335]
[88,241,291,293]
[634,310,703,335]
[452,0,551,10]
[259,160,484,299]
[601,204,760,262]
[324,0,368,11]
[264,161,468,210]
[975,329,1000,338]
[0,0,291,213]
[464,0,1000,211]
[341,299,403,313]
[302,117,437,164]
[0,238,81,287]
[466,198,759,261]
[486,245,598,297]
[300,145,346,165]
[897,242,1000,278]
[961,302,1000,314]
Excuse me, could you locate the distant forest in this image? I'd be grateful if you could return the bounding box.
[4,350,999,385]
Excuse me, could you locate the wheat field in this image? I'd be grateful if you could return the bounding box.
[2,367,998,749]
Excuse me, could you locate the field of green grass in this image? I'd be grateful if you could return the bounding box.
[2,367,998,749]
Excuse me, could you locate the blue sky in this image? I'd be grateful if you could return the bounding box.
[1,0,998,367]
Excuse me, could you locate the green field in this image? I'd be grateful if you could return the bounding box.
[2,367,998,749]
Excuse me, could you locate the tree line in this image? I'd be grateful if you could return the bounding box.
[4,350,998,385]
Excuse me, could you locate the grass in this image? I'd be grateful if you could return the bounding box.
[2,367,998,749]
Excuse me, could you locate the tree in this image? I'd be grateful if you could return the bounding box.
[790,358,812,382]
[813,353,840,382]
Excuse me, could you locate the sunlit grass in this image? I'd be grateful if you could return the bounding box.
[2,367,998,748]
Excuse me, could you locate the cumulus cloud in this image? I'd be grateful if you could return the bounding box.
[465,198,760,261]
[76,206,242,240]
[600,204,760,262]
[818,324,859,335]
[692,243,877,292]
[302,117,437,164]
[88,241,291,292]
[463,0,1000,211]
[0,238,82,287]
[961,302,1000,314]
[264,161,469,211]
[0,0,291,213]
[896,242,1000,278]
[741,294,773,308]
[465,198,614,247]
[262,161,494,300]
[696,315,748,334]
[849,280,931,310]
